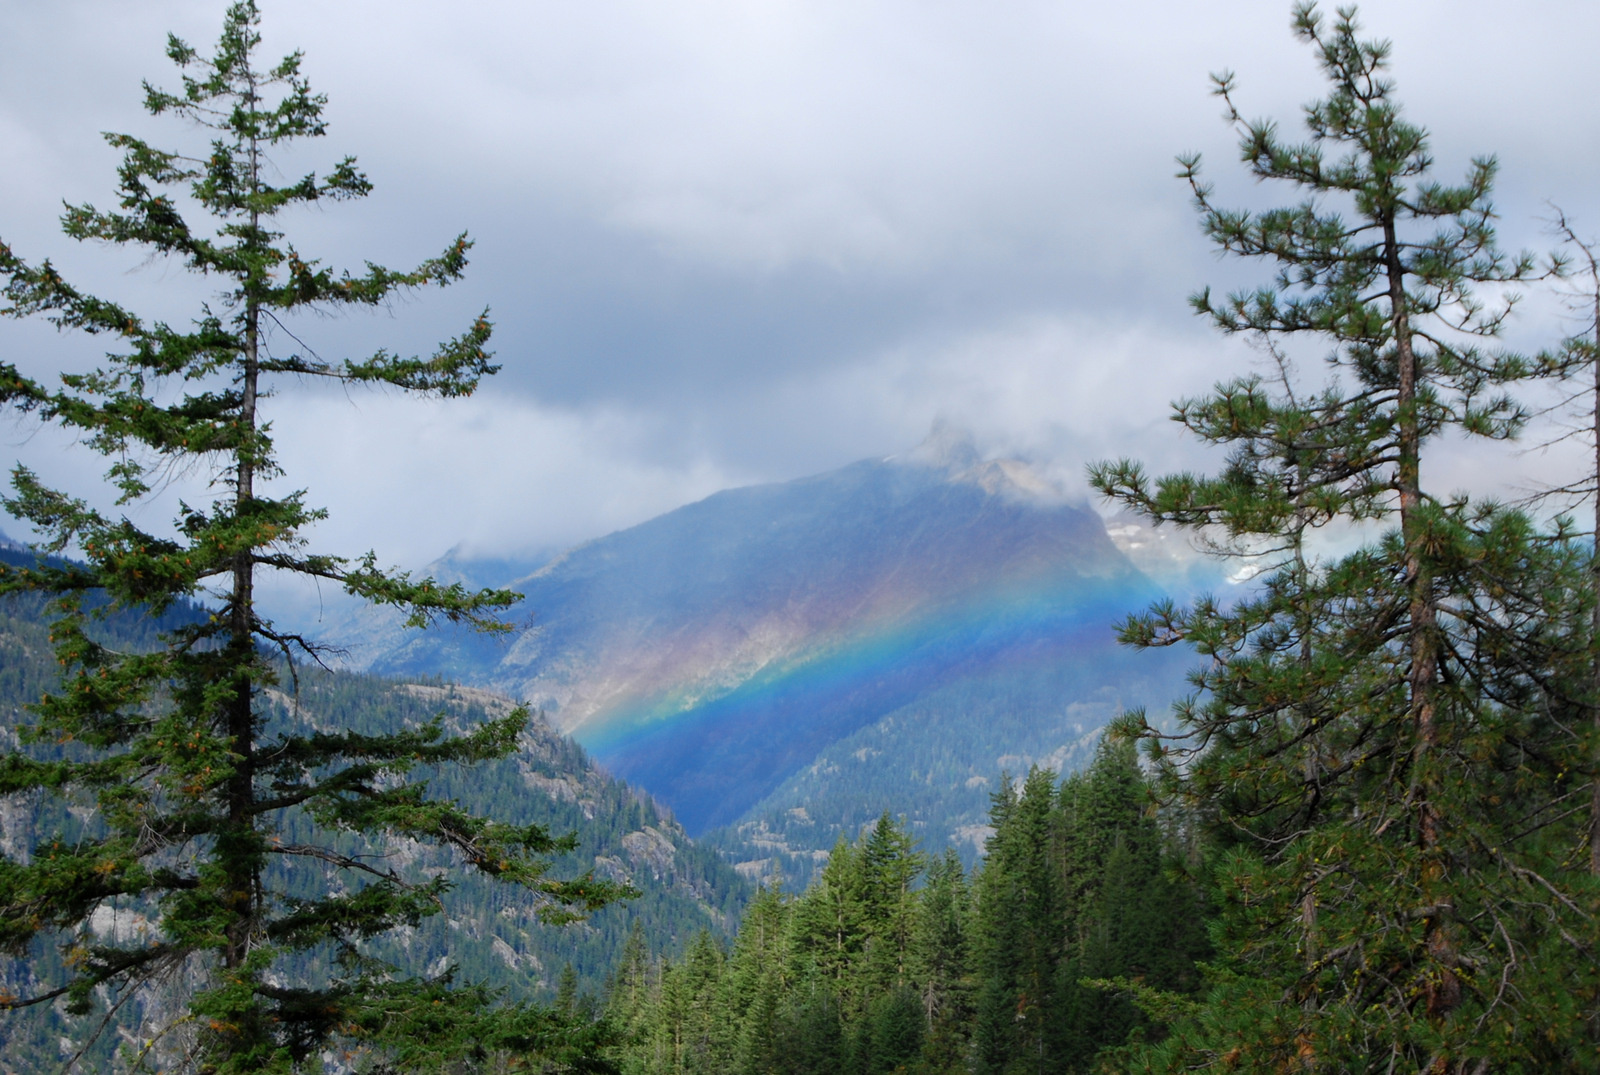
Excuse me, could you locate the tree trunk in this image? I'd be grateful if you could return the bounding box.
[1384,217,1458,1041]
[1591,280,1600,878]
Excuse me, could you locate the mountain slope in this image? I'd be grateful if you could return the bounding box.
[352,436,1194,874]
[0,548,748,1068]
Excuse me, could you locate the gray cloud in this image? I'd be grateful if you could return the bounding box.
[3,0,1598,585]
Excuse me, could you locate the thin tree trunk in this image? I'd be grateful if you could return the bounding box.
[1384,216,1458,1034]
[1296,523,1319,980]
[223,303,258,968]
[1591,279,1599,877]
[220,117,263,1065]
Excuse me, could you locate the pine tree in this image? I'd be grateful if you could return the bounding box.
[1091,3,1598,1070]
[0,5,624,1071]
[1539,210,1600,880]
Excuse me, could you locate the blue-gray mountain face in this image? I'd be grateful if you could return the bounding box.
[352,439,1196,883]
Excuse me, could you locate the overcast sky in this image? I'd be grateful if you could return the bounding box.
[3,0,1599,589]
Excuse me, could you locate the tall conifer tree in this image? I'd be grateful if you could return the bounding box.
[1539,211,1600,879]
[0,5,622,1071]
[971,768,1060,1074]
[857,813,923,994]
[1091,3,1596,1070]
[910,847,971,1069]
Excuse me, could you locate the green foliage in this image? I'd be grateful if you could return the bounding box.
[1090,4,1599,1071]
[0,4,630,1070]
[971,769,1059,1074]
[1537,210,1600,882]
[607,747,1206,1075]
[0,575,748,1070]
[704,648,1191,892]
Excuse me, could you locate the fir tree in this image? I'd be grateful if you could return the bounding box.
[606,921,657,1059]
[971,768,1060,1074]
[862,987,922,1075]
[0,5,624,1071]
[857,813,923,994]
[771,988,843,1075]
[1091,3,1597,1069]
[557,964,583,1017]
[909,848,971,1070]
[1055,740,1206,1072]
[607,744,1208,1075]
[789,835,867,1008]
[723,884,791,1075]
[681,930,734,1073]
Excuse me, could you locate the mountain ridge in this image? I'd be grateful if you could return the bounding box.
[343,438,1196,873]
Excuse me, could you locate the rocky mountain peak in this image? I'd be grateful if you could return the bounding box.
[901,417,982,471]
[898,420,1064,504]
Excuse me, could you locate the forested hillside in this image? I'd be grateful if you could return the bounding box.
[0,542,748,1071]
[604,741,1207,1075]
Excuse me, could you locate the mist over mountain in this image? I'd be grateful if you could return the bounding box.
[342,430,1200,879]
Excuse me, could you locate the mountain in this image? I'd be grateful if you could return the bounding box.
[0,546,749,1068]
[347,431,1197,883]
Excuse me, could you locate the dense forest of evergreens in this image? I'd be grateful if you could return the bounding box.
[602,741,1208,1075]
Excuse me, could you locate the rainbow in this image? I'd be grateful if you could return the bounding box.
[576,569,1156,833]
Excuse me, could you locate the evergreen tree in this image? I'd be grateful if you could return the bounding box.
[971,768,1060,1074]
[733,974,782,1075]
[607,921,657,1059]
[641,930,729,1075]
[723,884,791,1075]
[1055,739,1150,944]
[0,5,624,1071]
[558,964,583,1017]
[789,835,867,1009]
[909,848,971,1071]
[771,986,843,1075]
[1054,740,1206,1072]
[608,743,1207,1075]
[862,987,922,1075]
[1091,4,1597,1069]
[1539,210,1600,880]
[857,813,923,994]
